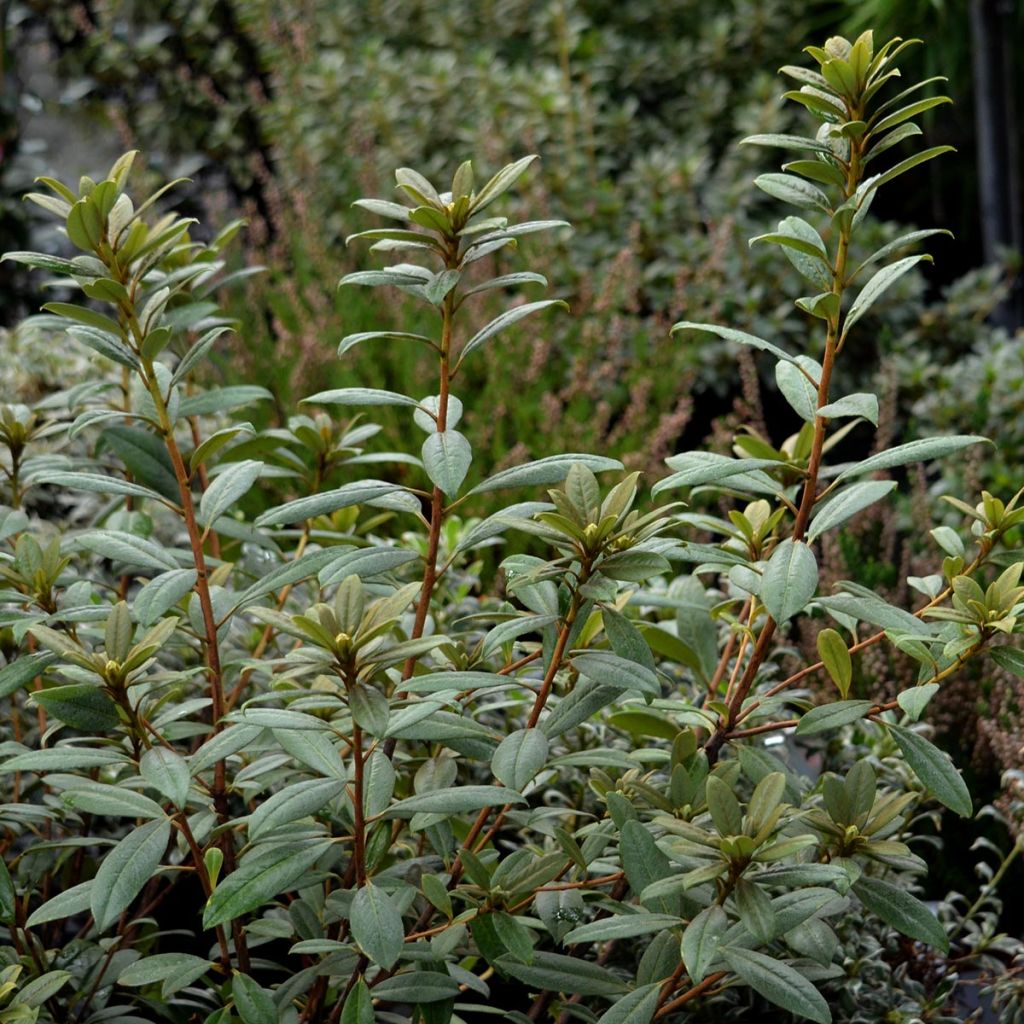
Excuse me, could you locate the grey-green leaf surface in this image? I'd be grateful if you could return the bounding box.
[203,841,331,929]
[761,540,818,623]
[842,255,926,340]
[853,875,948,950]
[491,729,548,790]
[722,946,830,1023]
[199,459,263,526]
[350,883,404,969]
[887,723,972,817]
[421,429,472,497]
[470,454,622,494]
[807,481,896,542]
[91,818,170,930]
[834,435,987,481]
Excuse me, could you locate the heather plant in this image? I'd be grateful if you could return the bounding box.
[0,30,1023,1024]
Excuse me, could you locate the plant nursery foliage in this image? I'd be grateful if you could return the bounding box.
[0,29,1023,1024]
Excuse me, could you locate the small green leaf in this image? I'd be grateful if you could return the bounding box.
[491,729,548,790]
[91,818,170,930]
[722,946,830,1024]
[385,786,523,818]
[199,460,263,526]
[807,481,895,542]
[853,875,948,950]
[203,841,330,929]
[459,299,567,362]
[817,628,852,697]
[681,905,727,983]
[350,883,404,969]
[595,984,661,1024]
[233,973,277,1024]
[249,778,345,839]
[340,979,374,1024]
[887,723,972,817]
[761,539,818,623]
[897,683,940,721]
[139,747,191,809]
[796,700,874,735]
[421,430,472,497]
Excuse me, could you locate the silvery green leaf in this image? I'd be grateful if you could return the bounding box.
[761,540,818,623]
[421,430,472,497]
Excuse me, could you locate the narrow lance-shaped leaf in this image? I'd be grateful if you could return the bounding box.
[459,299,567,363]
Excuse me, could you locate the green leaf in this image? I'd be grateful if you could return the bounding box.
[776,358,820,422]
[495,951,627,996]
[421,430,472,497]
[203,841,330,929]
[233,974,277,1024]
[853,875,948,951]
[302,387,420,409]
[807,481,896,542]
[595,984,660,1024]
[842,256,926,340]
[470,155,538,213]
[754,173,832,213]
[29,471,167,505]
[459,299,567,362]
[491,729,548,790]
[853,230,951,276]
[761,540,818,623]
[682,905,727,983]
[1,747,126,773]
[100,425,180,500]
[873,96,952,133]
[750,216,829,261]
[385,786,523,818]
[815,392,879,426]
[34,685,120,732]
[0,857,14,925]
[135,569,197,625]
[991,646,1024,677]
[140,747,191,809]
[897,683,940,721]
[817,628,852,697]
[91,818,170,930]
[887,723,972,817]
[10,969,73,1007]
[77,530,179,572]
[572,651,660,696]
[338,330,436,357]
[722,946,830,1024]
[741,133,833,154]
[340,979,374,1024]
[199,460,263,526]
[371,971,462,1004]
[26,880,93,927]
[835,436,988,482]
[178,386,272,418]
[0,653,57,700]
[64,784,166,820]
[255,480,411,526]
[351,883,404,969]
[117,953,212,996]
[470,454,622,495]
[42,301,121,335]
[796,700,874,735]
[249,778,345,839]
[871,145,956,191]
[671,322,803,369]
[564,913,681,945]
